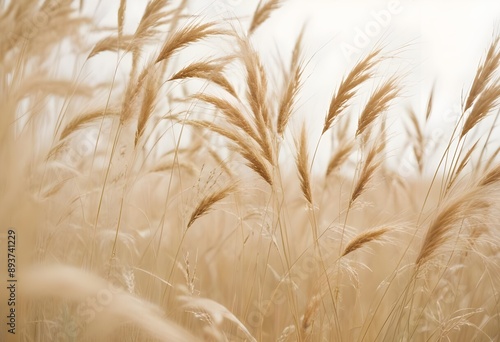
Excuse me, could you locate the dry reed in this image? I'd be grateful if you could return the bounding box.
[341,226,390,257]
[3,1,500,341]
[249,0,283,35]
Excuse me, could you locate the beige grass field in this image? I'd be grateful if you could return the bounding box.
[1,0,500,341]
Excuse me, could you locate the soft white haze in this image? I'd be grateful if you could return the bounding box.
[87,0,500,173]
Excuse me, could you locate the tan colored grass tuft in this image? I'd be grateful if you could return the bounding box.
[155,21,228,64]
[478,164,500,187]
[118,0,126,37]
[356,76,399,138]
[302,294,321,333]
[415,190,492,267]
[192,93,258,142]
[406,107,425,174]
[464,36,500,112]
[418,164,500,265]
[341,226,390,257]
[150,160,198,175]
[20,265,200,342]
[416,198,471,267]
[183,120,272,185]
[326,141,355,176]
[350,142,383,205]
[58,108,120,141]
[249,0,283,35]
[14,78,94,100]
[322,49,381,135]
[296,123,312,204]
[484,146,500,172]
[134,0,170,42]
[207,148,234,178]
[461,83,500,138]
[121,66,151,124]
[447,140,480,190]
[425,82,435,121]
[136,67,160,146]
[238,143,274,185]
[277,30,304,136]
[239,38,273,164]
[239,38,269,124]
[88,34,135,59]
[6,2,500,341]
[187,182,237,228]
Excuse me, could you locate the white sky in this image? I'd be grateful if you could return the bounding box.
[86,0,500,173]
[90,0,500,116]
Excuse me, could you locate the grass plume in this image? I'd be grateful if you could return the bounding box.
[3,2,500,341]
[322,49,381,135]
[341,226,390,257]
[249,0,283,35]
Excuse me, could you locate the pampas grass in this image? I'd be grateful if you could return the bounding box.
[322,49,381,135]
[2,1,500,341]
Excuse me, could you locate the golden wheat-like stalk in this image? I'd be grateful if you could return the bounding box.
[350,142,383,205]
[134,0,170,42]
[277,31,304,136]
[239,38,275,165]
[156,21,228,64]
[356,76,399,138]
[136,68,160,146]
[88,34,135,59]
[191,93,258,143]
[341,226,389,257]
[20,265,199,342]
[185,120,273,185]
[415,167,500,266]
[326,141,355,176]
[447,140,480,190]
[4,1,500,341]
[249,0,283,35]
[301,294,320,333]
[406,107,425,174]
[464,36,500,112]
[322,49,381,135]
[118,0,126,36]
[296,123,312,204]
[478,164,500,187]
[461,83,500,138]
[170,57,237,97]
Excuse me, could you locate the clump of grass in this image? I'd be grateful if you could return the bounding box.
[187,182,237,229]
[249,0,284,35]
[3,1,500,341]
[322,49,382,135]
[341,226,390,257]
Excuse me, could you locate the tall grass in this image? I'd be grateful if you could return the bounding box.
[1,1,500,341]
